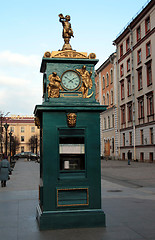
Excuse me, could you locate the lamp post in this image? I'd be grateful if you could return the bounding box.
[4,123,9,156]
[0,112,10,154]
[9,131,12,164]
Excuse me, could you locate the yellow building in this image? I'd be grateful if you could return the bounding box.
[1,115,40,155]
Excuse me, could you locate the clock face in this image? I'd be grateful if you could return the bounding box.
[61,70,81,91]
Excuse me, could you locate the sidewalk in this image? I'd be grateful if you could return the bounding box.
[0,159,155,240]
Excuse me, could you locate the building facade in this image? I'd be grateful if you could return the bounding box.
[95,53,119,159]
[0,115,40,156]
[113,0,155,162]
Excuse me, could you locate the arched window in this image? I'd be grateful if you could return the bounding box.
[107,92,109,105]
[110,69,113,83]
[103,95,105,105]
[106,73,109,87]
[103,76,105,89]
[108,116,110,128]
[111,90,113,105]
[104,118,106,129]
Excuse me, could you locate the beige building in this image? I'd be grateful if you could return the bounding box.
[1,115,40,155]
[113,0,155,162]
[95,53,119,159]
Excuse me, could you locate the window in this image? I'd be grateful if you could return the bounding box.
[140,152,144,162]
[107,93,109,105]
[146,41,151,58]
[127,75,131,96]
[129,131,132,145]
[21,136,24,142]
[121,80,125,99]
[110,69,113,83]
[120,64,124,77]
[145,16,150,33]
[103,95,105,105]
[103,76,105,89]
[150,152,153,162]
[120,44,123,57]
[21,127,25,133]
[104,118,106,129]
[138,97,144,119]
[59,129,85,171]
[147,93,154,116]
[112,114,114,128]
[140,130,144,145]
[146,61,152,86]
[21,146,24,152]
[10,127,14,132]
[137,68,143,90]
[121,105,126,124]
[137,49,142,64]
[108,116,110,129]
[127,102,132,122]
[111,90,113,105]
[127,58,130,71]
[106,73,109,87]
[112,138,114,153]
[137,26,141,41]
[31,127,35,133]
[122,153,125,160]
[150,128,153,144]
[126,37,130,51]
[123,133,125,146]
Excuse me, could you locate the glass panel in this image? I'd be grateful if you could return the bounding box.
[59,135,85,171]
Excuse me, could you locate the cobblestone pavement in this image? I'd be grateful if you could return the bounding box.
[101,159,155,188]
[0,159,155,240]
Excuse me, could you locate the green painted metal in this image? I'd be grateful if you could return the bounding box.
[35,57,106,230]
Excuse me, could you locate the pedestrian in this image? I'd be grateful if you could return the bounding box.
[0,154,11,187]
[127,150,132,165]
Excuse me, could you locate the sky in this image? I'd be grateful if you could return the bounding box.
[0,0,149,116]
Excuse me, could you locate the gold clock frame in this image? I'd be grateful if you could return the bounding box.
[61,70,82,91]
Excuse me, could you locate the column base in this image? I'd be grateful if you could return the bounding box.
[36,205,106,230]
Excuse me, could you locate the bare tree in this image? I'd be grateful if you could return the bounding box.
[28,135,39,154]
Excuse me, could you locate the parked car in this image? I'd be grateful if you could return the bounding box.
[13,152,38,161]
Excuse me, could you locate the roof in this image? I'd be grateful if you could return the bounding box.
[113,0,153,44]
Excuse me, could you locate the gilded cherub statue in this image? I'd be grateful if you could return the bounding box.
[47,72,62,98]
[58,13,74,50]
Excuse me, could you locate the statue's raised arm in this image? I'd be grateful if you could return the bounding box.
[58,13,74,50]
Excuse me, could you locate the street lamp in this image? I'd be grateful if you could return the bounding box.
[4,123,9,156]
[9,131,12,164]
[0,112,10,154]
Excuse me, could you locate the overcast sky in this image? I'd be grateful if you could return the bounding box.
[0,0,149,116]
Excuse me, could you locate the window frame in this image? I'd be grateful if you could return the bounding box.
[145,16,150,34]
[120,64,124,77]
[146,41,151,58]
[137,49,142,64]
[120,80,125,100]
[146,61,152,86]
[127,75,131,97]
[127,102,132,122]
[120,44,123,57]
[137,67,143,90]
[126,37,130,52]
[127,58,130,72]
[137,25,141,42]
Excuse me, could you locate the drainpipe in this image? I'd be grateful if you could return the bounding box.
[113,42,120,159]
[128,26,136,161]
